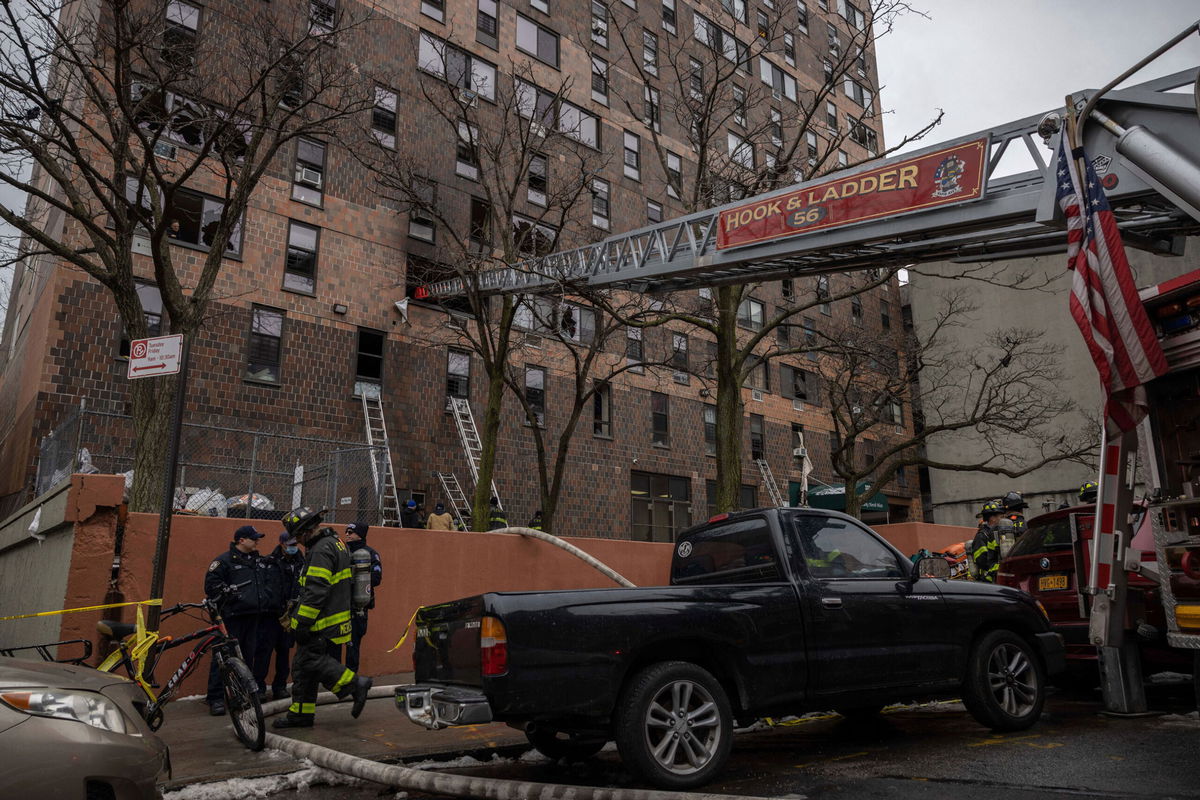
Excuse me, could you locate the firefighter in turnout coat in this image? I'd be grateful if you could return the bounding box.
[272,507,372,729]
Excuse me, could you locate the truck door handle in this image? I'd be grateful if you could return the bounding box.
[820,597,843,608]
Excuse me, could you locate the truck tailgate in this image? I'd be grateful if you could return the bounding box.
[413,595,486,686]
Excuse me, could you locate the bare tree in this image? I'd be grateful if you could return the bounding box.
[0,0,372,509]
[602,0,942,511]
[820,288,1095,518]
[499,289,679,533]
[371,40,613,529]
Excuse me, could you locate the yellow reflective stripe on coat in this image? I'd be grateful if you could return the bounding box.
[306,565,333,582]
[295,604,320,619]
[330,568,351,583]
[311,610,351,632]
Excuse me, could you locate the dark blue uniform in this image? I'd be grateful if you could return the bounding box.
[203,546,283,703]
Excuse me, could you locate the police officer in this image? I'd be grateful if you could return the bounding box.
[266,530,305,700]
[527,509,544,531]
[203,525,279,714]
[488,496,508,530]
[971,501,1003,583]
[272,507,372,729]
[328,522,382,673]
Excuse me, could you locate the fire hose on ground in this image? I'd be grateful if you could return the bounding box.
[261,689,757,800]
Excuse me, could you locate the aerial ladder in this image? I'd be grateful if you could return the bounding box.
[423,26,1200,715]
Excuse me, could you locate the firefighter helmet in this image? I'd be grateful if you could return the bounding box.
[980,500,1003,518]
[1001,491,1027,511]
[1079,481,1098,504]
[283,506,324,538]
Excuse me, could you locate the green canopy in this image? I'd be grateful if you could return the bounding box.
[791,481,889,513]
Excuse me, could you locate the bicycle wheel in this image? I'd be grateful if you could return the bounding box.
[220,655,265,751]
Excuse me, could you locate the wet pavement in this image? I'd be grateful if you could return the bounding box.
[161,677,1200,798]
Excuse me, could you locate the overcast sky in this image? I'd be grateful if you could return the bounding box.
[875,0,1200,154]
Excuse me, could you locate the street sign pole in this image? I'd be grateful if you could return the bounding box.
[145,334,191,632]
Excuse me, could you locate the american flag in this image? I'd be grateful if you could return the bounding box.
[1055,134,1168,433]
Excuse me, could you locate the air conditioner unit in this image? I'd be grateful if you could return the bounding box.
[751,389,763,402]
[530,122,548,138]
[457,88,479,107]
[895,424,904,434]
[672,372,689,384]
[793,447,808,458]
[792,399,805,411]
[295,166,323,187]
[591,21,607,36]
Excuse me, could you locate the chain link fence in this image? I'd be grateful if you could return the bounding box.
[36,400,390,526]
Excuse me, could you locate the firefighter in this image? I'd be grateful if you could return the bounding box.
[488,496,508,530]
[1000,491,1028,536]
[1079,481,1098,505]
[527,509,544,531]
[971,501,1003,583]
[272,507,372,729]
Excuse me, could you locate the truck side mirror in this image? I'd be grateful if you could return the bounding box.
[914,556,950,580]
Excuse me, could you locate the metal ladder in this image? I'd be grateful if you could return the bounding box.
[449,397,502,508]
[361,394,402,526]
[755,458,785,508]
[433,471,470,530]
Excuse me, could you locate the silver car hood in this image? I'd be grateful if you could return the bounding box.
[0,657,132,691]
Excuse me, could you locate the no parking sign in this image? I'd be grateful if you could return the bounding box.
[127,334,183,379]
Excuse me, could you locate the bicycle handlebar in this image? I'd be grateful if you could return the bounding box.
[162,581,253,617]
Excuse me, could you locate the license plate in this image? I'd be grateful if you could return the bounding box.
[1038,574,1069,591]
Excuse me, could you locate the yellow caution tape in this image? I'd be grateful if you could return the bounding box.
[387,607,424,652]
[0,597,162,622]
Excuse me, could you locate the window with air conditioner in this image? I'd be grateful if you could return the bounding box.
[292,138,326,205]
[456,121,480,180]
[591,0,608,47]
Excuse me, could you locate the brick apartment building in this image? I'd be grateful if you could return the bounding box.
[0,0,919,537]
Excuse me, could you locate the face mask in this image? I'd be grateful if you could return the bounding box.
[285,545,299,555]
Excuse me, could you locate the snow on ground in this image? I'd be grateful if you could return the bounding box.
[1159,711,1200,728]
[162,761,369,799]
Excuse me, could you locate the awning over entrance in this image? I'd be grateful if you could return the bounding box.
[796,482,889,513]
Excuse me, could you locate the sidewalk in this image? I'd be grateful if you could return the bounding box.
[158,673,530,790]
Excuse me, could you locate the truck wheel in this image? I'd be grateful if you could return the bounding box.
[615,661,733,789]
[962,629,1045,732]
[525,727,606,761]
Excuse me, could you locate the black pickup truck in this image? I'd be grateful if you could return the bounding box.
[396,507,1065,788]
